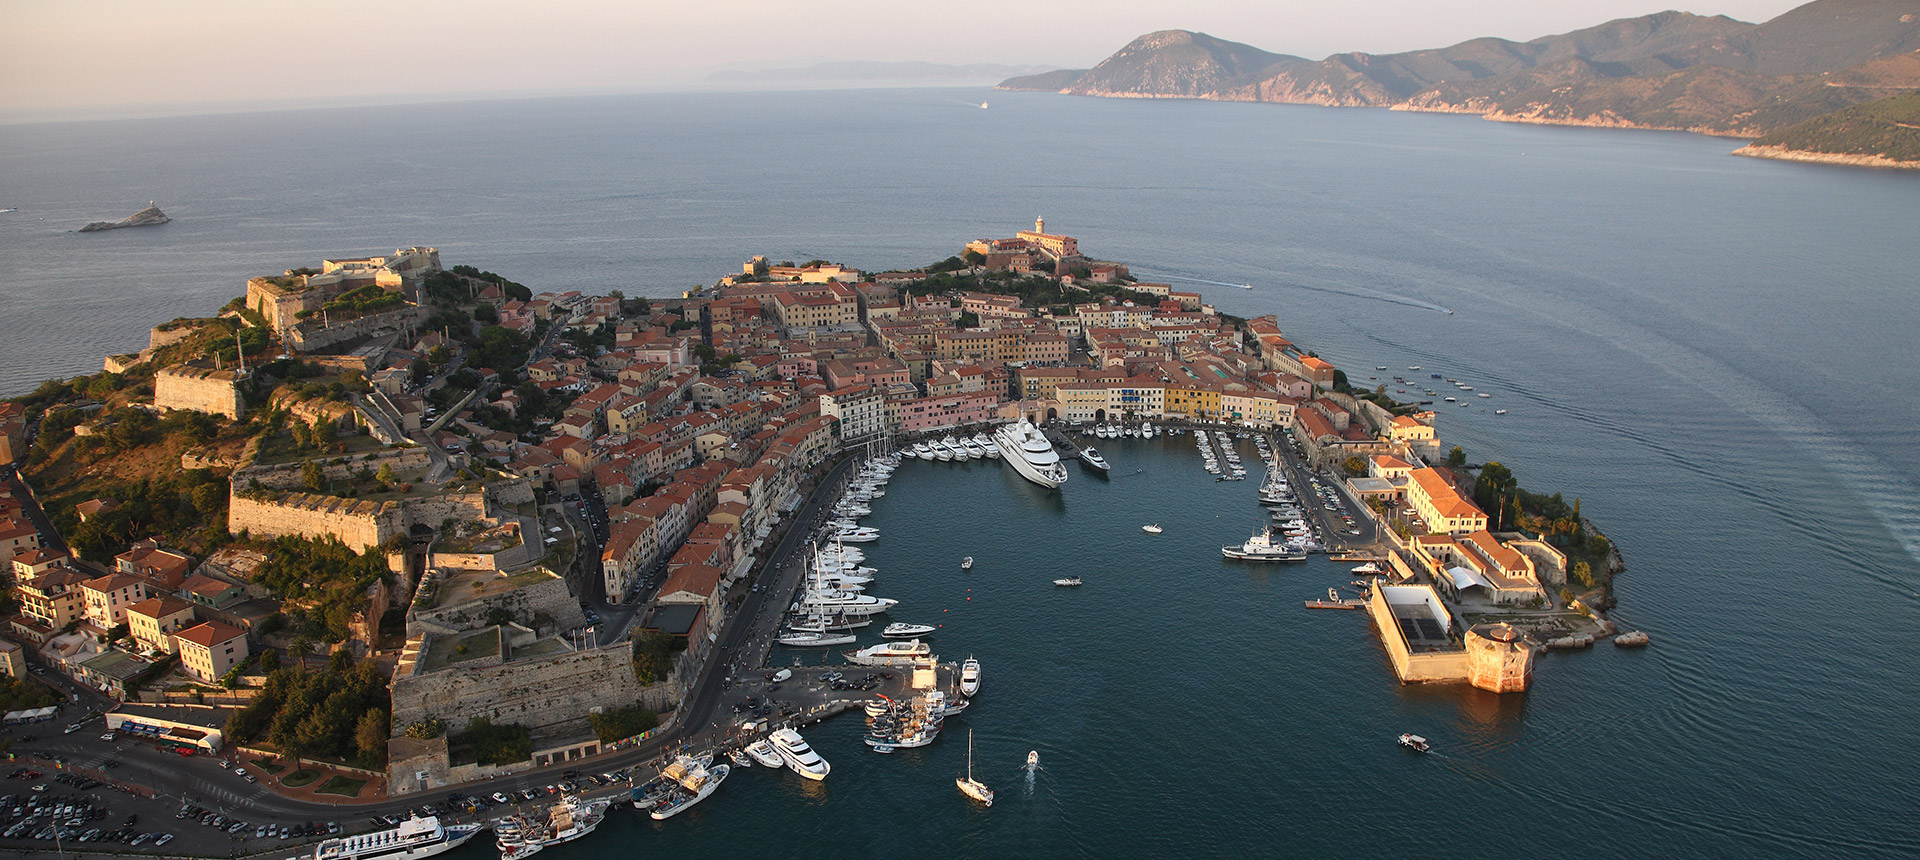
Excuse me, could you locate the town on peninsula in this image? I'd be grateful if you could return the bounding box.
[0,221,1638,854]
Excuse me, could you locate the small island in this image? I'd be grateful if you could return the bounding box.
[78,202,170,232]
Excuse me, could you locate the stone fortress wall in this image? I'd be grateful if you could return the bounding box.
[227,492,403,552]
[390,645,678,736]
[154,364,248,420]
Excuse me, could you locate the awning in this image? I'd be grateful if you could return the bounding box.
[1445,565,1492,591]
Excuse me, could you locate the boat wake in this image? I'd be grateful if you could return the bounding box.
[1134,266,1454,315]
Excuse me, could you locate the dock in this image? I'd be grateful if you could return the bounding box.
[1042,426,1083,461]
[1305,598,1368,610]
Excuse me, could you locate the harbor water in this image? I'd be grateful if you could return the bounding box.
[2,88,1917,858]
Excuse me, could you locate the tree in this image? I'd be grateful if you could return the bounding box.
[1446,446,1466,467]
[1572,560,1595,588]
[375,463,395,488]
[355,708,390,765]
[428,345,452,369]
[963,249,986,266]
[302,461,325,492]
[1341,456,1367,477]
[311,418,336,451]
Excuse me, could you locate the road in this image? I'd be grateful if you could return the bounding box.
[1,452,868,859]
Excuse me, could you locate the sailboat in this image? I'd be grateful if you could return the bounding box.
[957,729,994,806]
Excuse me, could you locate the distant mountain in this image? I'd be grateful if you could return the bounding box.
[1735,89,1920,166]
[1000,0,1920,143]
[709,61,1055,85]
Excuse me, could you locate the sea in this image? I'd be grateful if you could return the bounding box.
[3,88,1917,859]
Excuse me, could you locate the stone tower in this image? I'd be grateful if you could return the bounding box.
[1034,216,1045,234]
[1466,622,1535,693]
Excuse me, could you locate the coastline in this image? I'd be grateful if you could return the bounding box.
[1729,143,1920,170]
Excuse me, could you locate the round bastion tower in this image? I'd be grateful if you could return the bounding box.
[1466,622,1536,693]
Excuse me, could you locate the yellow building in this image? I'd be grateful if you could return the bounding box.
[128,596,199,655]
[1163,383,1220,421]
[1405,467,1488,535]
[1412,531,1546,606]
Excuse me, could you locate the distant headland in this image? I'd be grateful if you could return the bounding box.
[78,202,170,232]
[998,0,1920,168]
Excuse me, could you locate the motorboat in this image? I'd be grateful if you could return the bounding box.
[959,656,981,697]
[1142,423,1155,438]
[1496,409,1508,415]
[932,441,955,461]
[912,441,934,459]
[961,556,974,570]
[993,420,1069,489]
[956,730,994,807]
[1399,733,1431,753]
[1351,562,1382,574]
[745,739,784,768]
[313,816,480,860]
[1142,524,1162,534]
[1222,529,1308,562]
[1027,750,1039,768]
[1080,446,1111,472]
[942,435,971,459]
[770,728,831,780]
[843,639,932,667]
[882,622,936,638]
[960,437,987,459]
[1053,576,1082,586]
[728,749,753,768]
[778,629,857,647]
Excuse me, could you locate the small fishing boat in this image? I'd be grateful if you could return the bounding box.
[961,556,974,570]
[728,749,753,768]
[1398,733,1431,753]
[1141,524,1163,534]
[1027,750,1039,767]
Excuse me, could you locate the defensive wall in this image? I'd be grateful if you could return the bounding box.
[389,644,679,740]
[227,491,403,552]
[154,364,248,420]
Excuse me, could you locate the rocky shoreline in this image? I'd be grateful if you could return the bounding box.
[78,202,170,232]
[1730,144,1920,170]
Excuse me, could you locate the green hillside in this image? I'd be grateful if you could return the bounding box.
[1749,90,1920,161]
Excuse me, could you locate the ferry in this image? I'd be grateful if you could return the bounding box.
[312,816,480,860]
[959,656,982,697]
[769,728,831,780]
[843,639,932,667]
[993,420,1069,489]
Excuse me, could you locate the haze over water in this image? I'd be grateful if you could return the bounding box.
[3,88,1917,858]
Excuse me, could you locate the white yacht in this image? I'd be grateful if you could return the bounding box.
[1053,575,1083,586]
[643,755,729,821]
[960,437,987,459]
[973,432,1001,457]
[788,613,871,632]
[959,656,981,697]
[778,629,857,647]
[883,622,936,638]
[795,589,897,617]
[1080,446,1111,472]
[745,739,785,768]
[1142,423,1155,438]
[312,816,480,860]
[993,420,1069,489]
[961,556,974,570]
[941,435,970,459]
[834,526,879,543]
[770,728,831,780]
[1222,529,1309,562]
[1141,524,1163,534]
[843,639,932,667]
[931,440,955,461]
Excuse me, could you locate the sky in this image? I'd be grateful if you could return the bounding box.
[1,0,1811,117]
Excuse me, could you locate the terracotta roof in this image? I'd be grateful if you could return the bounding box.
[174,621,246,648]
[128,595,195,619]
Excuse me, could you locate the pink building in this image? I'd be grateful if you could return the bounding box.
[898,391,1001,434]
